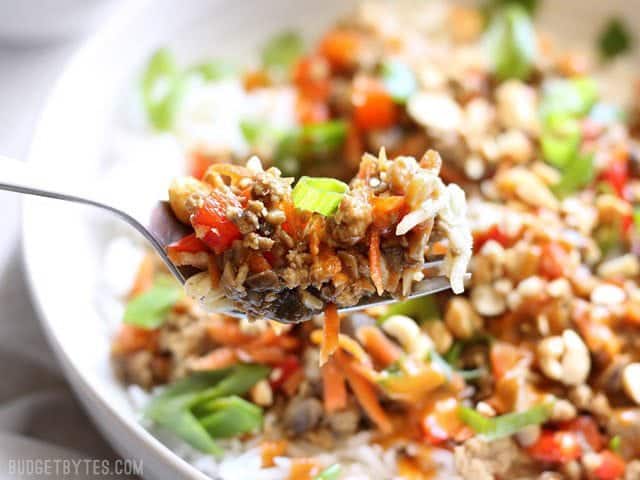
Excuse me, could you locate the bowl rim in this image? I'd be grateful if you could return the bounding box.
[20,1,209,478]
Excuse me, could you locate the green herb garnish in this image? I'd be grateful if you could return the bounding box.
[598,18,633,61]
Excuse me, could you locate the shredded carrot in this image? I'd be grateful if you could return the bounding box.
[243,69,270,91]
[128,254,154,298]
[322,358,347,413]
[248,252,271,273]
[261,440,288,468]
[319,29,361,71]
[319,303,340,365]
[190,347,237,371]
[371,196,407,230]
[308,217,324,257]
[243,345,288,365]
[208,255,221,289]
[428,241,448,256]
[206,318,255,346]
[369,229,384,295]
[357,325,401,368]
[288,458,321,480]
[112,324,158,354]
[336,351,392,434]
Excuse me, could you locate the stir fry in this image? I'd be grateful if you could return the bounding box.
[110,1,640,478]
[167,150,471,324]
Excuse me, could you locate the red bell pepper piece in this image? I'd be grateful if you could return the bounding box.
[527,430,582,463]
[594,450,626,480]
[191,191,242,254]
[566,416,604,451]
[602,158,628,198]
[167,233,208,255]
[270,356,301,390]
[473,224,511,251]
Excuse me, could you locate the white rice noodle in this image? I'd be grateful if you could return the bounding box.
[437,184,472,294]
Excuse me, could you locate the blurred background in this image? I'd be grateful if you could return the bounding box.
[0,1,130,476]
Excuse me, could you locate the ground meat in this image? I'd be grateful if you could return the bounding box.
[325,406,361,435]
[327,187,372,246]
[454,437,537,480]
[111,350,155,389]
[607,409,640,459]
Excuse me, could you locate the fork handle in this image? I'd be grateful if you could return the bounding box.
[0,155,100,206]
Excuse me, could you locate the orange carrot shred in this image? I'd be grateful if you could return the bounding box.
[336,351,393,434]
[358,325,401,368]
[128,254,155,298]
[369,229,384,295]
[322,358,347,413]
[320,303,340,365]
[190,347,237,371]
[261,440,288,468]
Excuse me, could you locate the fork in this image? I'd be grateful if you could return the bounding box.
[0,155,468,320]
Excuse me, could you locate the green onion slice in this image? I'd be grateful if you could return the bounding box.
[541,116,582,168]
[292,176,349,216]
[144,365,269,453]
[552,151,595,197]
[262,31,305,72]
[123,275,182,329]
[198,396,263,438]
[540,77,598,122]
[609,435,622,453]
[313,464,342,480]
[458,404,551,440]
[485,5,537,81]
[633,207,640,234]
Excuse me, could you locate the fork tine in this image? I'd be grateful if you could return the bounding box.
[337,272,471,313]
[221,272,470,320]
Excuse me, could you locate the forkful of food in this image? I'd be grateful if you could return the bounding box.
[0,148,472,325]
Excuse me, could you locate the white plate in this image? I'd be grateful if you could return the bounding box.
[21,1,639,479]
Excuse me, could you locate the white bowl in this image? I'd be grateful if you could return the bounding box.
[21,1,640,479]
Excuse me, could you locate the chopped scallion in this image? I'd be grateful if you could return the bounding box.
[262,31,305,73]
[313,464,342,480]
[485,5,537,81]
[291,176,349,216]
[123,275,182,329]
[458,404,551,440]
[144,365,269,453]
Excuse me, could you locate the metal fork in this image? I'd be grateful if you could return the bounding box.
[0,155,468,320]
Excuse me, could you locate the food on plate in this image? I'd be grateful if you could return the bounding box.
[108,1,640,478]
[166,149,471,323]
